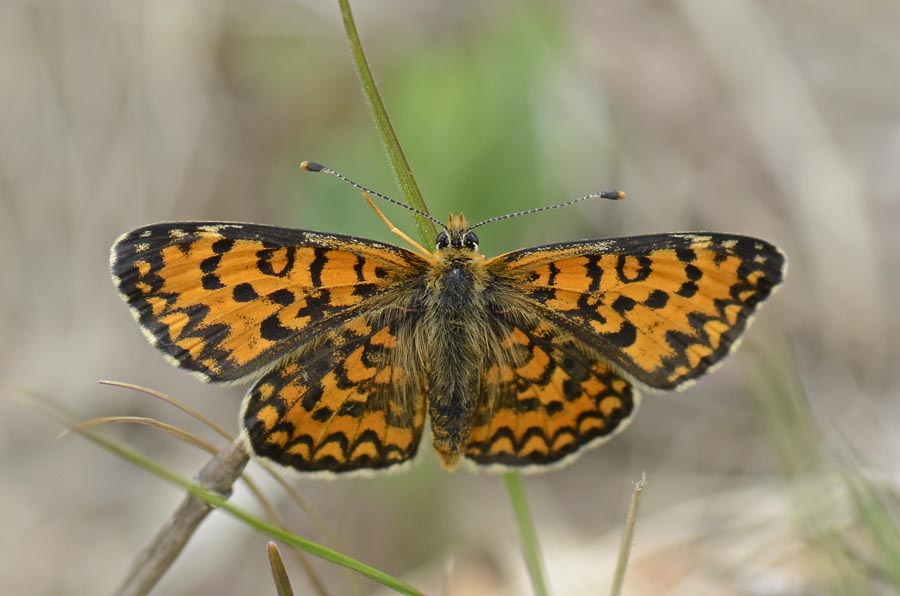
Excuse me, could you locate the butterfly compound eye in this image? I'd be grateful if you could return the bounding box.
[436,231,450,250]
[463,231,479,251]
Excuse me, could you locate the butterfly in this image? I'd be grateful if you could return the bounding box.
[110,162,786,476]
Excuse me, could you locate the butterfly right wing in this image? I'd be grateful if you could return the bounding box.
[465,316,638,470]
[487,233,785,390]
[110,222,427,383]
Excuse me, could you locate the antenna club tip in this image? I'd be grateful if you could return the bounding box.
[602,190,626,201]
[300,161,325,172]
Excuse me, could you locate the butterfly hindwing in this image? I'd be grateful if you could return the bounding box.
[241,314,426,475]
[110,222,427,383]
[488,233,785,390]
[465,317,638,469]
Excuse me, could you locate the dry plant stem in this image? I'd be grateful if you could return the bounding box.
[609,473,647,596]
[268,542,296,596]
[116,437,250,596]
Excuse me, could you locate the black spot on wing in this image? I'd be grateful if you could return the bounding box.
[200,255,221,274]
[267,289,295,306]
[212,238,235,254]
[201,273,224,290]
[546,262,561,286]
[311,406,334,422]
[676,247,696,262]
[308,248,327,286]
[233,282,258,302]
[561,378,582,399]
[603,320,637,348]
[585,256,604,293]
[676,281,699,298]
[353,254,366,282]
[260,314,293,341]
[611,295,637,314]
[644,289,669,309]
[301,289,333,318]
[545,400,565,415]
[528,287,556,306]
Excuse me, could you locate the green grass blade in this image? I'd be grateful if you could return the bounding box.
[746,342,870,594]
[503,473,550,596]
[336,0,436,246]
[841,454,900,589]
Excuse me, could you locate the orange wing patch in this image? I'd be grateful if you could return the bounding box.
[241,317,426,474]
[490,233,785,389]
[111,223,425,382]
[465,320,638,469]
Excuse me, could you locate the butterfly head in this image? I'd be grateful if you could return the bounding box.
[436,213,479,253]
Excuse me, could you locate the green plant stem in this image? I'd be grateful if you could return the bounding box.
[503,473,550,596]
[610,473,646,596]
[336,0,436,245]
[335,6,549,596]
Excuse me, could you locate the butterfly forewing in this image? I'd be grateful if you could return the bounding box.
[488,233,785,390]
[110,222,427,382]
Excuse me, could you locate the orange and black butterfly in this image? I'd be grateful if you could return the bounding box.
[110,162,785,476]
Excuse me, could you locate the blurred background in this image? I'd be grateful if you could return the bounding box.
[2,1,899,594]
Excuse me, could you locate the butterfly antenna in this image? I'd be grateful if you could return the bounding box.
[469,189,626,230]
[300,161,446,230]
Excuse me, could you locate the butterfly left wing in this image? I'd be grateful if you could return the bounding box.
[242,314,426,475]
[465,317,638,470]
[110,222,426,383]
[487,233,785,390]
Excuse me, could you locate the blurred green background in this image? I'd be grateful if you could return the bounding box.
[2,1,899,594]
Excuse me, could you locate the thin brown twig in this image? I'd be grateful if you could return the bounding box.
[99,380,232,440]
[62,416,217,452]
[100,382,343,594]
[610,473,647,596]
[115,437,250,596]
